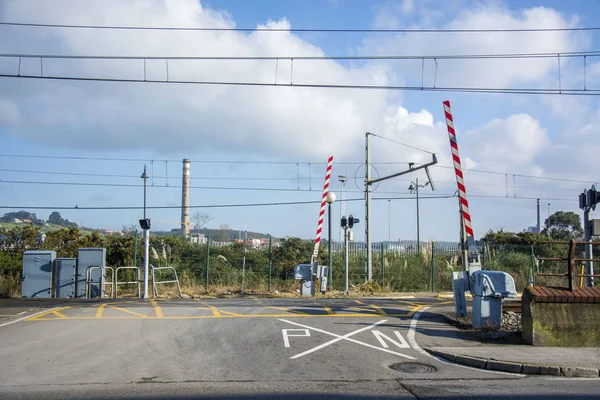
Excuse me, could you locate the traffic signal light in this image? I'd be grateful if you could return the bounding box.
[341,216,347,228]
[580,192,588,210]
[584,185,600,211]
[139,218,151,230]
[348,215,360,228]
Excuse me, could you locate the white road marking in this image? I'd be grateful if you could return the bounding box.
[407,306,524,376]
[279,318,416,360]
[407,306,430,355]
[372,330,410,349]
[0,307,60,328]
[282,329,310,348]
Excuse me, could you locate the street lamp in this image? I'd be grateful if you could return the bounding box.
[140,165,150,299]
[388,200,391,244]
[338,175,347,242]
[408,177,430,254]
[326,191,336,290]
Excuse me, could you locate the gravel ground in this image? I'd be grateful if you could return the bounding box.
[443,310,525,344]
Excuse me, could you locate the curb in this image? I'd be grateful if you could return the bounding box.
[425,348,600,378]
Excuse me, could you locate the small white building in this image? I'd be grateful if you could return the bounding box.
[190,233,207,245]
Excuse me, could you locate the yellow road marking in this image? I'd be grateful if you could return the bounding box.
[368,304,388,316]
[345,306,379,315]
[149,299,163,318]
[51,309,68,319]
[108,305,149,318]
[267,306,309,316]
[208,306,221,317]
[323,306,334,315]
[28,312,415,321]
[405,305,423,317]
[354,300,365,305]
[220,310,242,317]
[95,304,107,318]
[26,306,71,321]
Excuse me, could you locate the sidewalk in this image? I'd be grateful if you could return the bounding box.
[422,305,600,378]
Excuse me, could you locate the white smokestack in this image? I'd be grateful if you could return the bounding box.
[181,159,190,237]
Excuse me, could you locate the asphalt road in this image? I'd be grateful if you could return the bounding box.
[0,297,598,399]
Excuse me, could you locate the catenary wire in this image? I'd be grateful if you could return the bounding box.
[1,73,599,96]
[0,21,598,33]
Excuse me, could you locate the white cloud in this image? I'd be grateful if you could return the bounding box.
[362,4,585,89]
[0,0,389,159]
[0,99,20,126]
[464,114,548,166]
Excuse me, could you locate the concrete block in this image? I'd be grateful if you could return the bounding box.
[522,289,600,346]
[560,367,600,378]
[522,364,561,376]
[486,360,522,374]
[456,355,486,369]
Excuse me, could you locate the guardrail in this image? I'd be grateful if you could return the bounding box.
[115,266,140,298]
[85,266,114,299]
[151,265,182,298]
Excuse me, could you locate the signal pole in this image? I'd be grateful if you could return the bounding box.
[365,133,372,281]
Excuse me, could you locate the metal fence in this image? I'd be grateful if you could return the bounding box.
[6,231,588,297]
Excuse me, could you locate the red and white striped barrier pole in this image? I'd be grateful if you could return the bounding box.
[443,101,473,271]
[313,155,334,261]
[443,100,474,239]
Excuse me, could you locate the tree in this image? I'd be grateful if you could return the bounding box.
[48,211,64,225]
[214,224,231,242]
[47,211,78,228]
[191,212,211,231]
[542,211,584,241]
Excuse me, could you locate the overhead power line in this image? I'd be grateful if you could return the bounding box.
[369,133,434,155]
[0,21,597,33]
[3,50,600,60]
[1,156,596,186]
[1,73,598,96]
[0,193,576,211]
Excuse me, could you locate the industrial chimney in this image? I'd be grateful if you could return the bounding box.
[181,159,191,237]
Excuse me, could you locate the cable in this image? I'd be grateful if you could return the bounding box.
[3,50,600,60]
[431,165,598,184]
[0,21,597,33]
[0,192,576,212]
[1,73,599,96]
[0,159,595,187]
[369,132,433,155]
[0,198,366,210]
[0,154,411,166]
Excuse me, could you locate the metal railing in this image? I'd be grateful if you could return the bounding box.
[536,240,600,291]
[151,265,182,298]
[85,266,114,299]
[115,266,140,298]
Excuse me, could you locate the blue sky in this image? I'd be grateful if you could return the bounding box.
[1,0,600,242]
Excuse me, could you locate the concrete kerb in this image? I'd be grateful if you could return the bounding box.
[425,348,600,378]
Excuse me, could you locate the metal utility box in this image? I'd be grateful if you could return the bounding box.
[76,248,106,298]
[470,270,517,328]
[293,264,312,280]
[591,219,600,236]
[470,270,517,298]
[293,263,316,296]
[22,250,56,298]
[55,258,77,298]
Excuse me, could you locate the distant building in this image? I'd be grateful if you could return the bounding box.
[189,233,207,245]
[526,226,540,233]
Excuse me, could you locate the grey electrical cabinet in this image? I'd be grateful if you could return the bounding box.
[22,250,56,298]
[55,258,77,298]
[76,248,106,298]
